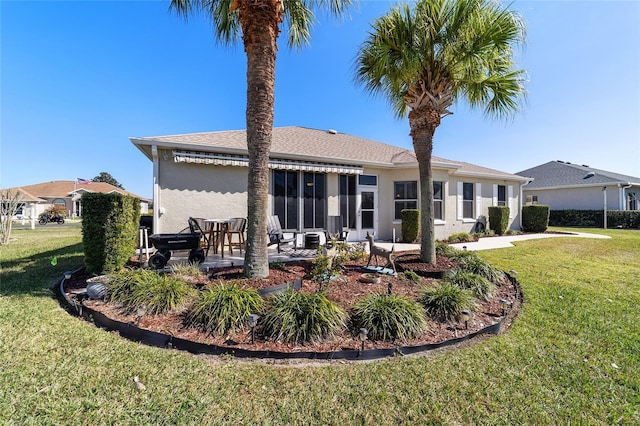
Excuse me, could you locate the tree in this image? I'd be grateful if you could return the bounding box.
[0,189,22,245]
[92,172,124,189]
[355,0,526,264]
[170,0,354,278]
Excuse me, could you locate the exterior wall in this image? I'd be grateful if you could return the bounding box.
[157,152,248,233]
[155,153,523,242]
[523,186,621,211]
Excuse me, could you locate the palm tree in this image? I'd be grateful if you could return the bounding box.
[170,0,354,278]
[355,0,526,264]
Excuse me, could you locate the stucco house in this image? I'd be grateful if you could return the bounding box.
[131,126,529,242]
[516,161,640,211]
[2,181,149,218]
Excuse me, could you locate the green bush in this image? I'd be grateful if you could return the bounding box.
[447,232,475,243]
[548,210,640,229]
[402,270,422,283]
[185,282,264,336]
[82,192,140,274]
[262,289,345,343]
[447,270,495,301]
[435,241,458,258]
[522,204,549,233]
[419,282,476,322]
[351,294,427,342]
[106,269,193,315]
[400,209,420,243]
[456,252,507,285]
[105,269,140,303]
[488,206,510,235]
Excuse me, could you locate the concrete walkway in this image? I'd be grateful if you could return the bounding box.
[448,231,611,251]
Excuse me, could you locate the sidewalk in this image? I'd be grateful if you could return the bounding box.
[448,231,611,251]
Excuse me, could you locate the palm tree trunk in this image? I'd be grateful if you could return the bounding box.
[241,2,280,278]
[409,107,440,264]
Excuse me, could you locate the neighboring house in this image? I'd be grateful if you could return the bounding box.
[131,126,529,242]
[0,187,46,219]
[516,161,640,211]
[2,181,149,218]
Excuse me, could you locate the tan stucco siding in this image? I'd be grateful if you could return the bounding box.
[157,155,248,233]
[523,186,621,210]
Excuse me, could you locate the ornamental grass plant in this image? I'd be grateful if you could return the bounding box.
[185,282,263,336]
[261,289,345,343]
[447,270,496,301]
[419,281,476,322]
[351,294,427,341]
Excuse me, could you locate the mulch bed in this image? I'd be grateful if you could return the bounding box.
[65,253,519,354]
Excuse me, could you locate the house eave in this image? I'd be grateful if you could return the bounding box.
[452,170,530,182]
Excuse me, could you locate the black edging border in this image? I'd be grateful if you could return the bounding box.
[59,268,521,361]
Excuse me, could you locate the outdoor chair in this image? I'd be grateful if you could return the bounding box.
[188,217,211,256]
[267,215,298,253]
[324,215,349,248]
[226,217,247,254]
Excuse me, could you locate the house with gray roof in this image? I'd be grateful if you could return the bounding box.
[516,161,640,211]
[131,126,529,242]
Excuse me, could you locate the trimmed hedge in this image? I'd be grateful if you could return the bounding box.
[82,192,140,274]
[400,209,420,243]
[488,206,510,235]
[522,205,549,233]
[549,210,640,229]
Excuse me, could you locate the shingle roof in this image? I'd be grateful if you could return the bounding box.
[131,126,525,180]
[3,181,146,200]
[516,161,640,189]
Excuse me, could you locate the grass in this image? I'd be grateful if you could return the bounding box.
[1,226,639,424]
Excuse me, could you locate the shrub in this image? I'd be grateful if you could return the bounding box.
[128,271,194,315]
[269,260,288,271]
[447,232,475,243]
[488,206,510,235]
[522,204,549,233]
[456,253,507,285]
[419,282,476,322]
[185,282,264,336]
[351,294,427,341]
[262,289,345,343]
[447,270,495,301]
[82,192,140,274]
[106,269,193,314]
[170,261,202,278]
[402,270,422,283]
[400,209,420,243]
[105,269,140,303]
[436,241,458,258]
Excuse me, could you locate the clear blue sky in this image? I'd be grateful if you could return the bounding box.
[2,1,639,199]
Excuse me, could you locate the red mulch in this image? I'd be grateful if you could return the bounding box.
[66,253,519,354]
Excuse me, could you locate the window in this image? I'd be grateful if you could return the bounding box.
[462,182,474,218]
[273,170,326,230]
[303,172,326,229]
[339,175,357,229]
[394,181,417,220]
[273,170,298,230]
[497,185,506,206]
[526,194,538,205]
[433,181,443,220]
[358,175,377,186]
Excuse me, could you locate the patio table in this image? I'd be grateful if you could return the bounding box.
[205,219,234,258]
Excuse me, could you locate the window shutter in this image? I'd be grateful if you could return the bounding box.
[492,184,498,206]
[476,183,482,219]
[508,185,514,218]
[457,181,463,220]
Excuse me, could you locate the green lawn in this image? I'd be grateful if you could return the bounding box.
[1,227,638,424]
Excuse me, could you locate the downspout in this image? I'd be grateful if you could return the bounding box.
[619,183,632,210]
[603,186,607,229]
[152,145,160,234]
[519,179,533,229]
